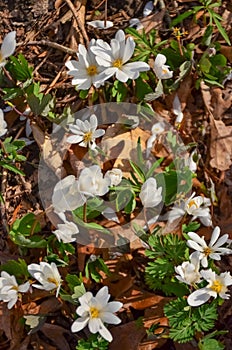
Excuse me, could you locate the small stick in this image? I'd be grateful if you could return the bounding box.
[19,40,76,55]
[104,0,108,28]
[64,0,89,45]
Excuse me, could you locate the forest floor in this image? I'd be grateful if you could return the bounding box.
[0,0,232,349]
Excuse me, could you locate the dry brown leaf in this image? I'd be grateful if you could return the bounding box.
[209,114,232,171]
[141,9,166,33]
[41,323,71,350]
[109,321,146,350]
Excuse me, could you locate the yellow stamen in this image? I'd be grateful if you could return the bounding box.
[203,247,212,256]
[188,200,198,208]
[47,277,59,287]
[87,65,98,76]
[83,131,93,143]
[90,307,100,318]
[11,285,19,291]
[162,68,168,74]
[0,52,3,63]
[113,58,123,68]
[211,280,223,293]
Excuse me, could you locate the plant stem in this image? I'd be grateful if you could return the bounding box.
[83,202,87,222]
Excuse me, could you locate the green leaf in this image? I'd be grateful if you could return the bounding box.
[116,189,135,213]
[2,87,24,100]
[213,17,231,45]
[27,93,53,116]
[9,53,33,81]
[202,25,213,46]
[1,162,25,175]
[171,9,196,27]
[79,89,89,99]
[72,283,86,299]
[129,160,146,182]
[144,79,163,101]
[146,158,164,179]
[9,232,47,248]
[0,258,29,278]
[66,273,83,292]
[135,77,153,100]
[199,338,224,350]
[11,213,41,236]
[73,216,111,235]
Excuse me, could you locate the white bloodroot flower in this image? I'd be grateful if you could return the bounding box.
[187,226,232,268]
[175,252,202,286]
[0,31,16,68]
[28,262,62,297]
[71,286,123,342]
[105,168,123,186]
[53,212,79,243]
[78,165,111,198]
[65,39,107,90]
[146,121,165,156]
[52,175,85,213]
[143,1,154,17]
[87,20,114,29]
[187,269,232,307]
[0,109,7,137]
[0,271,30,309]
[153,54,173,80]
[167,192,212,227]
[91,30,150,82]
[67,114,105,150]
[173,94,184,124]
[139,177,163,208]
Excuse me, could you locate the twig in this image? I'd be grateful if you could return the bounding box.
[64,0,89,45]
[18,40,76,55]
[104,0,108,27]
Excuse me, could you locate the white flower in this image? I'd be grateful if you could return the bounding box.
[143,1,154,17]
[52,175,85,213]
[28,262,62,297]
[187,269,232,306]
[87,20,113,29]
[173,94,184,124]
[0,31,16,68]
[185,150,198,173]
[0,271,30,309]
[78,165,110,198]
[105,168,122,186]
[175,252,202,285]
[65,39,107,90]
[146,121,165,156]
[91,30,150,82]
[53,212,79,243]
[187,226,232,268]
[129,18,144,30]
[71,286,123,342]
[139,177,163,208]
[153,54,173,80]
[167,193,212,227]
[0,109,7,137]
[67,114,105,150]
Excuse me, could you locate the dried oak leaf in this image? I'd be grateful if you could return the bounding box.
[209,114,232,171]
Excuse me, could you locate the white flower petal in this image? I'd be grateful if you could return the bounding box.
[98,323,113,342]
[71,317,89,332]
[87,20,114,29]
[1,31,16,59]
[187,288,211,306]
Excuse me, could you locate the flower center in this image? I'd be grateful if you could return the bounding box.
[0,52,3,63]
[47,277,59,286]
[90,307,100,319]
[11,285,19,291]
[203,247,212,256]
[211,280,223,293]
[188,199,198,208]
[87,65,98,76]
[113,58,123,68]
[162,68,168,74]
[83,131,93,143]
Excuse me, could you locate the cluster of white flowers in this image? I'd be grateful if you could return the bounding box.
[167,192,212,226]
[175,226,232,306]
[0,261,62,309]
[66,29,150,89]
[52,165,110,214]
